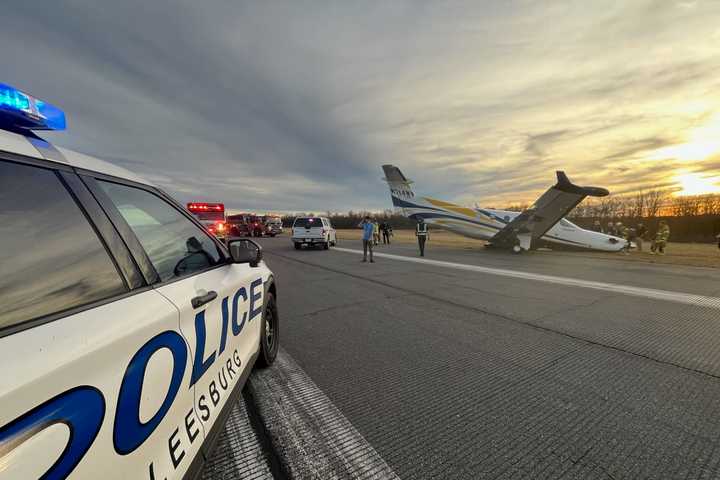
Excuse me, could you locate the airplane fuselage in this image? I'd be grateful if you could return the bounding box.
[396,196,627,252]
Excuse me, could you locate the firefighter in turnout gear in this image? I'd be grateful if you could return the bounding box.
[651,220,670,255]
[415,218,428,256]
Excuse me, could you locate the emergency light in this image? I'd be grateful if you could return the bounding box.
[0,83,66,131]
[187,202,225,212]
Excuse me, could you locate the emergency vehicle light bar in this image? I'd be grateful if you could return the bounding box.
[0,83,66,131]
[187,202,225,212]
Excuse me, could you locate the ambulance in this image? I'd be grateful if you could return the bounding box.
[0,83,280,479]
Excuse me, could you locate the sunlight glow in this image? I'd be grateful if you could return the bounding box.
[674,172,720,196]
[649,112,720,161]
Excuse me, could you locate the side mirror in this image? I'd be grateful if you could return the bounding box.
[228,239,263,267]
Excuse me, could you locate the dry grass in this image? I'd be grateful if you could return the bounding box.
[336,229,720,268]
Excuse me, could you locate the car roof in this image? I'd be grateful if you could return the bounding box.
[0,128,154,186]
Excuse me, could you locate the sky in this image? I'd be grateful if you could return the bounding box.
[3,0,720,212]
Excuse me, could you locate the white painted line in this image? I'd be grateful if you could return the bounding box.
[249,348,401,479]
[333,247,720,309]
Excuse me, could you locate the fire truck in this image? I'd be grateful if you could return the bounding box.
[186,202,228,241]
[224,213,282,237]
[263,215,283,236]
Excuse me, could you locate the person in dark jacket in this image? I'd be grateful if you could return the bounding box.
[381,222,393,244]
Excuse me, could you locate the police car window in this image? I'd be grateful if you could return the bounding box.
[98,181,223,282]
[0,161,127,330]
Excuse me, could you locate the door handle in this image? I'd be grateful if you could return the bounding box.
[191,290,217,308]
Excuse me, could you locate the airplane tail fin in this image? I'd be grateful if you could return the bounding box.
[382,164,416,207]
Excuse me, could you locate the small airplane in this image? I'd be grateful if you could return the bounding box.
[382,164,627,253]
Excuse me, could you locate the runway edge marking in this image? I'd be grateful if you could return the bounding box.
[333,247,720,309]
[247,348,402,480]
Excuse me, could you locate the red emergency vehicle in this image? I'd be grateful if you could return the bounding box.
[187,202,228,240]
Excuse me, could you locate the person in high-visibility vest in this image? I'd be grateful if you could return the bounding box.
[650,220,670,255]
[415,218,429,256]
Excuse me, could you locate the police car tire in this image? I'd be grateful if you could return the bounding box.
[257,292,279,368]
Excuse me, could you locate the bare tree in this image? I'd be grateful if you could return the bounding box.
[699,194,720,215]
[628,190,646,218]
[671,195,703,217]
[644,189,667,218]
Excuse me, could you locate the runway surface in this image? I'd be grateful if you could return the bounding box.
[256,236,720,479]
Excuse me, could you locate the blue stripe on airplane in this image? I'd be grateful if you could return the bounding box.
[390,196,444,211]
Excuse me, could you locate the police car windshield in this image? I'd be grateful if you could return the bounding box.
[294,218,322,228]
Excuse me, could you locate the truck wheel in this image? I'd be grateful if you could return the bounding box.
[294,242,301,250]
[257,292,279,367]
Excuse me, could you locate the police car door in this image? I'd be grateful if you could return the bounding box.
[0,160,188,480]
[91,178,263,476]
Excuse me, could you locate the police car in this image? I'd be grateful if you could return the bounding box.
[0,83,279,479]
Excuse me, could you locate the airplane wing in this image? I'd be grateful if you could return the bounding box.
[491,171,609,250]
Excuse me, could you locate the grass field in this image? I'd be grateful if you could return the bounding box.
[335,229,720,268]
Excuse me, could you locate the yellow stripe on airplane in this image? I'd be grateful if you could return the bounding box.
[424,197,477,218]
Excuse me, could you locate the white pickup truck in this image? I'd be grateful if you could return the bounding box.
[291,217,337,250]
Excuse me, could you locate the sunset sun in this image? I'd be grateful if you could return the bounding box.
[674,172,720,196]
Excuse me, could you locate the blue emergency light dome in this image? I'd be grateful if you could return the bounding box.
[0,83,66,131]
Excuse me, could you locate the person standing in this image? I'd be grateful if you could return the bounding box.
[607,221,615,236]
[650,220,670,255]
[614,221,627,253]
[373,220,380,246]
[635,222,648,252]
[624,226,637,255]
[415,218,429,256]
[381,222,392,244]
[359,216,375,262]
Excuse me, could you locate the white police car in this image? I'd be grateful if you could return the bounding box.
[0,83,279,479]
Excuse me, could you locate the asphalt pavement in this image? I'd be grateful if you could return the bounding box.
[254,236,720,480]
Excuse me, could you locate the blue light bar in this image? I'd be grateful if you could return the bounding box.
[0,83,66,131]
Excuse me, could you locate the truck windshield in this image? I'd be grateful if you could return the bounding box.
[193,211,224,222]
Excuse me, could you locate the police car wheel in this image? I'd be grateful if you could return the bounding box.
[257,292,279,367]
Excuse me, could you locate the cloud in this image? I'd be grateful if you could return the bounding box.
[2,0,720,211]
